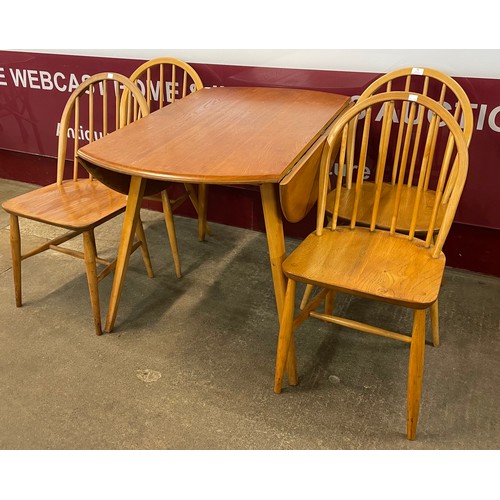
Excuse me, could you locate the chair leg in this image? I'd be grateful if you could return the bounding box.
[407,308,426,440]
[430,299,440,347]
[274,279,297,393]
[160,189,182,279]
[285,331,298,386]
[325,290,336,315]
[300,283,314,310]
[135,217,154,278]
[9,215,22,307]
[197,184,208,242]
[83,230,102,336]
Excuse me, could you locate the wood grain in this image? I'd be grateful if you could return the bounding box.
[283,227,446,308]
[79,87,350,184]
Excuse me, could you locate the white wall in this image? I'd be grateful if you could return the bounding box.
[17,49,500,79]
[5,0,498,79]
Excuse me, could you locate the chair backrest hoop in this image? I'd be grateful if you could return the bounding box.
[129,56,203,91]
[358,66,473,146]
[121,56,203,118]
[56,72,150,185]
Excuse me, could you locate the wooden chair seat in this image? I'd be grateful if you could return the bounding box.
[2,179,127,229]
[284,227,445,308]
[326,182,446,233]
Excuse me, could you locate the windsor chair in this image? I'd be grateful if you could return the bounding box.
[274,92,469,440]
[123,57,208,278]
[2,73,154,335]
[301,67,474,348]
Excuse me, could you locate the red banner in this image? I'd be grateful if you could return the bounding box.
[1,50,499,230]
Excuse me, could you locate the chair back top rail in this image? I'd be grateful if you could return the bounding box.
[56,73,150,185]
[121,57,203,123]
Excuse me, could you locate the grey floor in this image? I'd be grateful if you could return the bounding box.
[0,178,499,450]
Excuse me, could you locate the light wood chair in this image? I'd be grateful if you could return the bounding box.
[274,92,469,440]
[301,67,474,335]
[1,73,154,336]
[327,67,473,230]
[122,57,208,278]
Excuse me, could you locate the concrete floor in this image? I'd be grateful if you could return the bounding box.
[0,178,499,450]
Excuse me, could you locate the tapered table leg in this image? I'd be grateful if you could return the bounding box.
[260,183,297,385]
[105,175,147,333]
[260,184,286,315]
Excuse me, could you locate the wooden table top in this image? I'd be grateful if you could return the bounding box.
[78,86,350,185]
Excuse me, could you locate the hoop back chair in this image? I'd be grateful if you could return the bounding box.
[1,73,154,336]
[301,67,474,329]
[274,92,469,440]
[122,57,207,278]
[328,67,473,231]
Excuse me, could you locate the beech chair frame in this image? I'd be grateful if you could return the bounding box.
[122,57,208,279]
[2,73,154,335]
[301,67,474,333]
[274,92,469,440]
